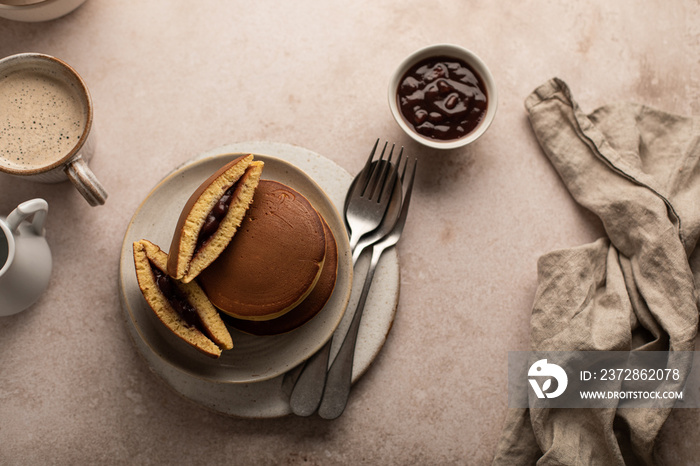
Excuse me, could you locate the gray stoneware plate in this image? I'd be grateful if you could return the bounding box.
[118,142,400,418]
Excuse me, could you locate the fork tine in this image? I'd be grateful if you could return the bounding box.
[362,141,388,197]
[384,156,417,241]
[388,155,416,234]
[393,150,414,191]
[363,139,379,170]
[377,146,403,204]
[352,139,380,197]
[369,144,394,200]
[401,157,418,209]
[386,149,407,203]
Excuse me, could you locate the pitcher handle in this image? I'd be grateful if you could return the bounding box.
[6,198,49,236]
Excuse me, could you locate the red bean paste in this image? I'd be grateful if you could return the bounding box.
[150,261,204,330]
[397,56,488,141]
[196,181,239,251]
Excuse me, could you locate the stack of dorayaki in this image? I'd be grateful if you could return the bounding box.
[133,155,338,358]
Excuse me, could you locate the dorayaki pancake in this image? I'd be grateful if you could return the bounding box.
[199,179,326,321]
[167,155,264,283]
[133,239,233,358]
[223,217,338,335]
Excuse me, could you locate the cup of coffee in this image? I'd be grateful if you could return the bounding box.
[0,53,107,206]
[0,0,88,22]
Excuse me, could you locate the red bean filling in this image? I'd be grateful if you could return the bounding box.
[397,55,488,141]
[150,261,203,330]
[195,182,238,251]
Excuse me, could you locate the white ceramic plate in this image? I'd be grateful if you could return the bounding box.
[118,142,400,417]
[120,153,352,383]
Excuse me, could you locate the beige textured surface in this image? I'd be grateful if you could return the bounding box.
[1,0,700,464]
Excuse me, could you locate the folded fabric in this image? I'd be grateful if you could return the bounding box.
[493,78,700,465]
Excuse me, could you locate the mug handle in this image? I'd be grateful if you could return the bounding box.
[65,155,108,206]
[6,198,49,236]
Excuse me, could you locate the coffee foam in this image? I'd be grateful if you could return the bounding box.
[0,67,87,171]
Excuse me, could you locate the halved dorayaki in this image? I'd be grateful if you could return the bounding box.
[199,180,327,321]
[167,154,264,283]
[133,239,233,358]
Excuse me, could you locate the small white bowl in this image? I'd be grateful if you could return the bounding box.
[0,0,87,22]
[388,43,498,150]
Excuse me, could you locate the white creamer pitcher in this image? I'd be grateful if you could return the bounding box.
[0,198,52,316]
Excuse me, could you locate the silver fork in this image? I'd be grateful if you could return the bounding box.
[317,154,417,420]
[287,141,404,417]
[346,140,401,251]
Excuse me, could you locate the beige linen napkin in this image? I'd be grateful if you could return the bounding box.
[493,78,700,465]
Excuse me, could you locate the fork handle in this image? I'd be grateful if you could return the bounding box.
[317,244,385,420]
[288,339,332,416]
[288,242,368,415]
[348,229,364,252]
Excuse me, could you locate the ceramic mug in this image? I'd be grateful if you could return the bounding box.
[0,0,88,22]
[0,198,52,316]
[0,53,108,206]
